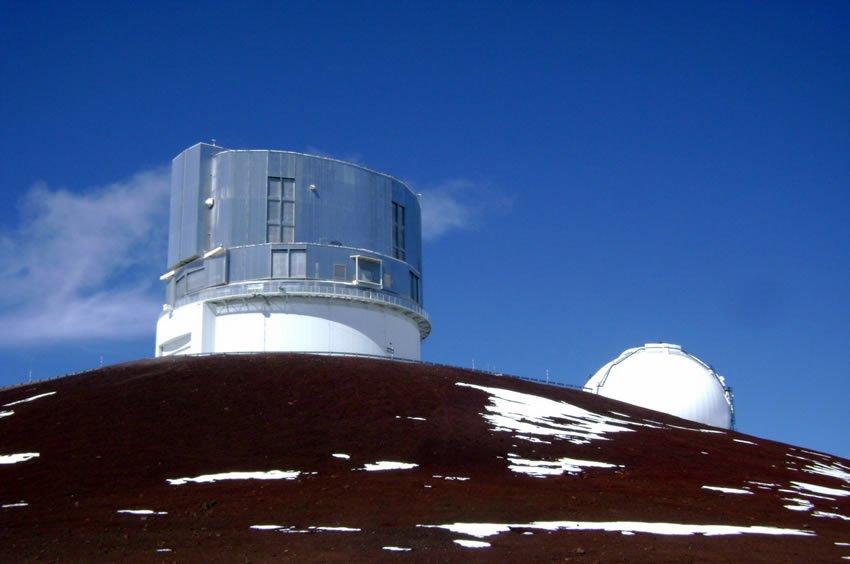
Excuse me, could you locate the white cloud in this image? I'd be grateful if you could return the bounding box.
[419,179,513,241]
[0,168,170,345]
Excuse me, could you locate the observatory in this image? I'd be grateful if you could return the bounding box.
[155,143,429,359]
[584,343,734,429]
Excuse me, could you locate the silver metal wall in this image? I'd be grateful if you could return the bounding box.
[163,143,425,314]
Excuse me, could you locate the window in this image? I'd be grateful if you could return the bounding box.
[272,249,307,279]
[392,202,406,260]
[334,264,346,281]
[268,177,295,243]
[410,271,420,303]
[354,256,382,287]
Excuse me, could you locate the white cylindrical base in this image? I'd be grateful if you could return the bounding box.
[155,297,422,360]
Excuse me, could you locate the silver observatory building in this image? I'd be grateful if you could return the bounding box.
[156,143,430,359]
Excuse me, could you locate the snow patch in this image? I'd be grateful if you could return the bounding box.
[332,453,350,460]
[667,424,725,434]
[359,461,418,472]
[791,481,850,497]
[514,435,551,444]
[454,539,491,548]
[456,382,635,446]
[420,520,813,538]
[117,509,167,516]
[0,453,39,464]
[782,498,814,512]
[702,486,753,495]
[3,392,56,407]
[251,524,360,533]
[508,454,620,477]
[733,439,758,445]
[383,546,413,552]
[747,481,780,488]
[432,475,470,481]
[167,470,300,485]
[1,502,28,508]
[156,548,172,553]
[803,460,850,484]
[0,410,13,418]
[813,511,850,521]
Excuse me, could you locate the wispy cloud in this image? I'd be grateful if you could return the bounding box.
[0,168,170,345]
[419,179,513,241]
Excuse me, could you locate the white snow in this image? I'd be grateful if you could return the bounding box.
[508,454,619,477]
[432,475,470,481]
[747,481,780,488]
[782,498,814,512]
[453,539,491,548]
[0,453,39,464]
[359,461,418,471]
[117,509,167,515]
[836,542,850,546]
[813,511,850,521]
[0,410,13,418]
[514,435,552,444]
[420,520,813,538]
[733,439,758,445]
[1,502,28,508]
[383,546,413,552]
[803,460,850,484]
[791,481,850,497]
[167,470,300,485]
[251,525,360,533]
[156,548,172,553]
[701,486,753,495]
[667,424,725,434]
[332,453,350,459]
[456,382,635,446]
[3,392,56,407]
[420,523,510,538]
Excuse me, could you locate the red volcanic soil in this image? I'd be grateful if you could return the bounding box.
[1,354,848,562]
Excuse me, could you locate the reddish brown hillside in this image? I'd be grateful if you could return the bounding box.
[0,354,848,562]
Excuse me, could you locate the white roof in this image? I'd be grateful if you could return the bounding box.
[584,343,734,429]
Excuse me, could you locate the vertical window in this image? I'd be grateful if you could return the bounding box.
[410,271,420,304]
[392,202,406,261]
[268,177,295,243]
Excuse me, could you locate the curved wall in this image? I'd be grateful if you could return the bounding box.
[156,143,429,359]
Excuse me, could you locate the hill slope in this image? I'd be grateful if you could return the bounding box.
[1,354,848,561]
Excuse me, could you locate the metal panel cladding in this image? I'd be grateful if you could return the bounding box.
[163,143,425,310]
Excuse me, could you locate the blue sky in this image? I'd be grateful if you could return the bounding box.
[1,1,848,457]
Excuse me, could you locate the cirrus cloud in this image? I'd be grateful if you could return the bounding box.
[0,168,170,345]
[419,179,514,241]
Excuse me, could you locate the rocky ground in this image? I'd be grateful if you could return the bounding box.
[1,353,848,562]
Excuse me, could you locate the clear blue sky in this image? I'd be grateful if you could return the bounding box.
[1,1,848,458]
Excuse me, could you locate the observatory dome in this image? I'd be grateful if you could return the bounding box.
[584,343,734,429]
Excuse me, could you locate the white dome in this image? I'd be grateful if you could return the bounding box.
[584,343,734,429]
